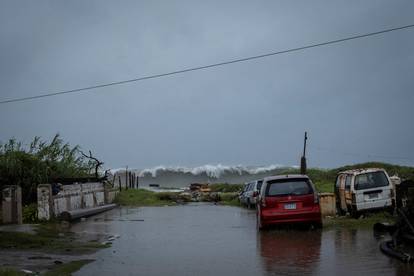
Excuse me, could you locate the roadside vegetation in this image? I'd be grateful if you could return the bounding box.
[277,162,414,193]
[323,211,395,229]
[0,224,108,253]
[114,189,188,206]
[0,224,107,276]
[115,189,241,207]
[218,192,241,206]
[209,183,243,193]
[0,260,94,276]
[0,134,98,204]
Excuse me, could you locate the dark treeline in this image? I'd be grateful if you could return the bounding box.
[0,134,97,204]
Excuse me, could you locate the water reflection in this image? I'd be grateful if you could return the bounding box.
[258,229,321,275]
[72,205,414,276]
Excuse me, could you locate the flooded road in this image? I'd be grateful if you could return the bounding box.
[73,203,413,276]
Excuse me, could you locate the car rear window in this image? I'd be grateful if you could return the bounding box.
[265,179,313,197]
[355,171,389,190]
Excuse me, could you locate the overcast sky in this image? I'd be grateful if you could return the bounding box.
[0,0,413,169]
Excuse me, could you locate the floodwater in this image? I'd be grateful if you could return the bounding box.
[73,203,414,276]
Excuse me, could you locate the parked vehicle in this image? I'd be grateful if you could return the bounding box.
[335,168,394,217]
[257,175,322,229]
[243,179,263,209]
[239,182,251,206]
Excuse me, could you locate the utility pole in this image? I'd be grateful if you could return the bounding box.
[300,132,308,175]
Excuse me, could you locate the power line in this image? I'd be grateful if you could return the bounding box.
[1,23,414,105]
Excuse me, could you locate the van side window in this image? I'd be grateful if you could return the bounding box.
[335,176,342,188]
[345,176,352,191]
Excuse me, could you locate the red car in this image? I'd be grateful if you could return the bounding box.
[257,175,322,230]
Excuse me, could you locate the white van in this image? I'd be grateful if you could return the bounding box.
[240,180,263,209]
[335,168,393,217]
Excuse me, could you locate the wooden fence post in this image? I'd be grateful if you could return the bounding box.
[118,175,122,192]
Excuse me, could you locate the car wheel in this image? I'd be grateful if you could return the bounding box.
[257,212,264,230]
[312,222,323,229]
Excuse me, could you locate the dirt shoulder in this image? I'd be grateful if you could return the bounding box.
[0,223,110,275]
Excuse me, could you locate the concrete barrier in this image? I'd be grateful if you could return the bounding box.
[319,193,336,217]
[60,204,117,221]
[37,182,119,220]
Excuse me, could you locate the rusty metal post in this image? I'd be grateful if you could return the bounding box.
[300,132,308,175]
[125,166,128,190]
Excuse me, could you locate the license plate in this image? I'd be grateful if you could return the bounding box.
[284,203,296,210]
[368,193,379,199]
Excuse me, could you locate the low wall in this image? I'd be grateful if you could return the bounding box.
[38,182,118,220]
[319,193,336,217]
[2,185,22,224]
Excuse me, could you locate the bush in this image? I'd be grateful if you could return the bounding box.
[156,192,177,201]
[209,183,243,193]
[23,203,38,223]
[0,134,96,204]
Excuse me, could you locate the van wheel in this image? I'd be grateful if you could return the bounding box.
[350,208,360,219]
[386,206,395,216]
[336,203,345,216]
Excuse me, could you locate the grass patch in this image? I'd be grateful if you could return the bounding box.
[44,260,93,276]
[210,183,244,193]
[218,192,241,207]
[274,162,414,193]
[114,189,180,206]
[323,212,395,229]
[0,268,24,276]
[22,203,38,223]
[0,224,107,253]
[314,180,333,193]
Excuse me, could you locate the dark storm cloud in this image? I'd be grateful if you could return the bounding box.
[1,0,413,169]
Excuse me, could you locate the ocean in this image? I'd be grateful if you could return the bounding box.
[110,164,296,188]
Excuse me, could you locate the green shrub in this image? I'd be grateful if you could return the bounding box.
[0,134,96,204]
[209,183,243,193]
[156,192,177,201]
[22,203,38,223]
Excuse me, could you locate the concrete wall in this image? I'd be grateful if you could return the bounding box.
[2,185,22,224]
[38,182,118,220]
[319,193,336,217]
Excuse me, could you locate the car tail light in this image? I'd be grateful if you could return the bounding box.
[314,193,319,204]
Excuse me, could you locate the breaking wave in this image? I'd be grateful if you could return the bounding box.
[110,164,297,188]
[137,164,284,178]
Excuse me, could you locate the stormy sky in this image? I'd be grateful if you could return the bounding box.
[0,0,413,169]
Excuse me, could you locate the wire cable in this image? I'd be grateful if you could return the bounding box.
[1,23,414,105]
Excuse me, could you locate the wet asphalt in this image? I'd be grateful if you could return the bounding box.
[72,203,414,276]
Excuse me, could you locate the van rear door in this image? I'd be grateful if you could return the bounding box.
[354,171,392,210]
